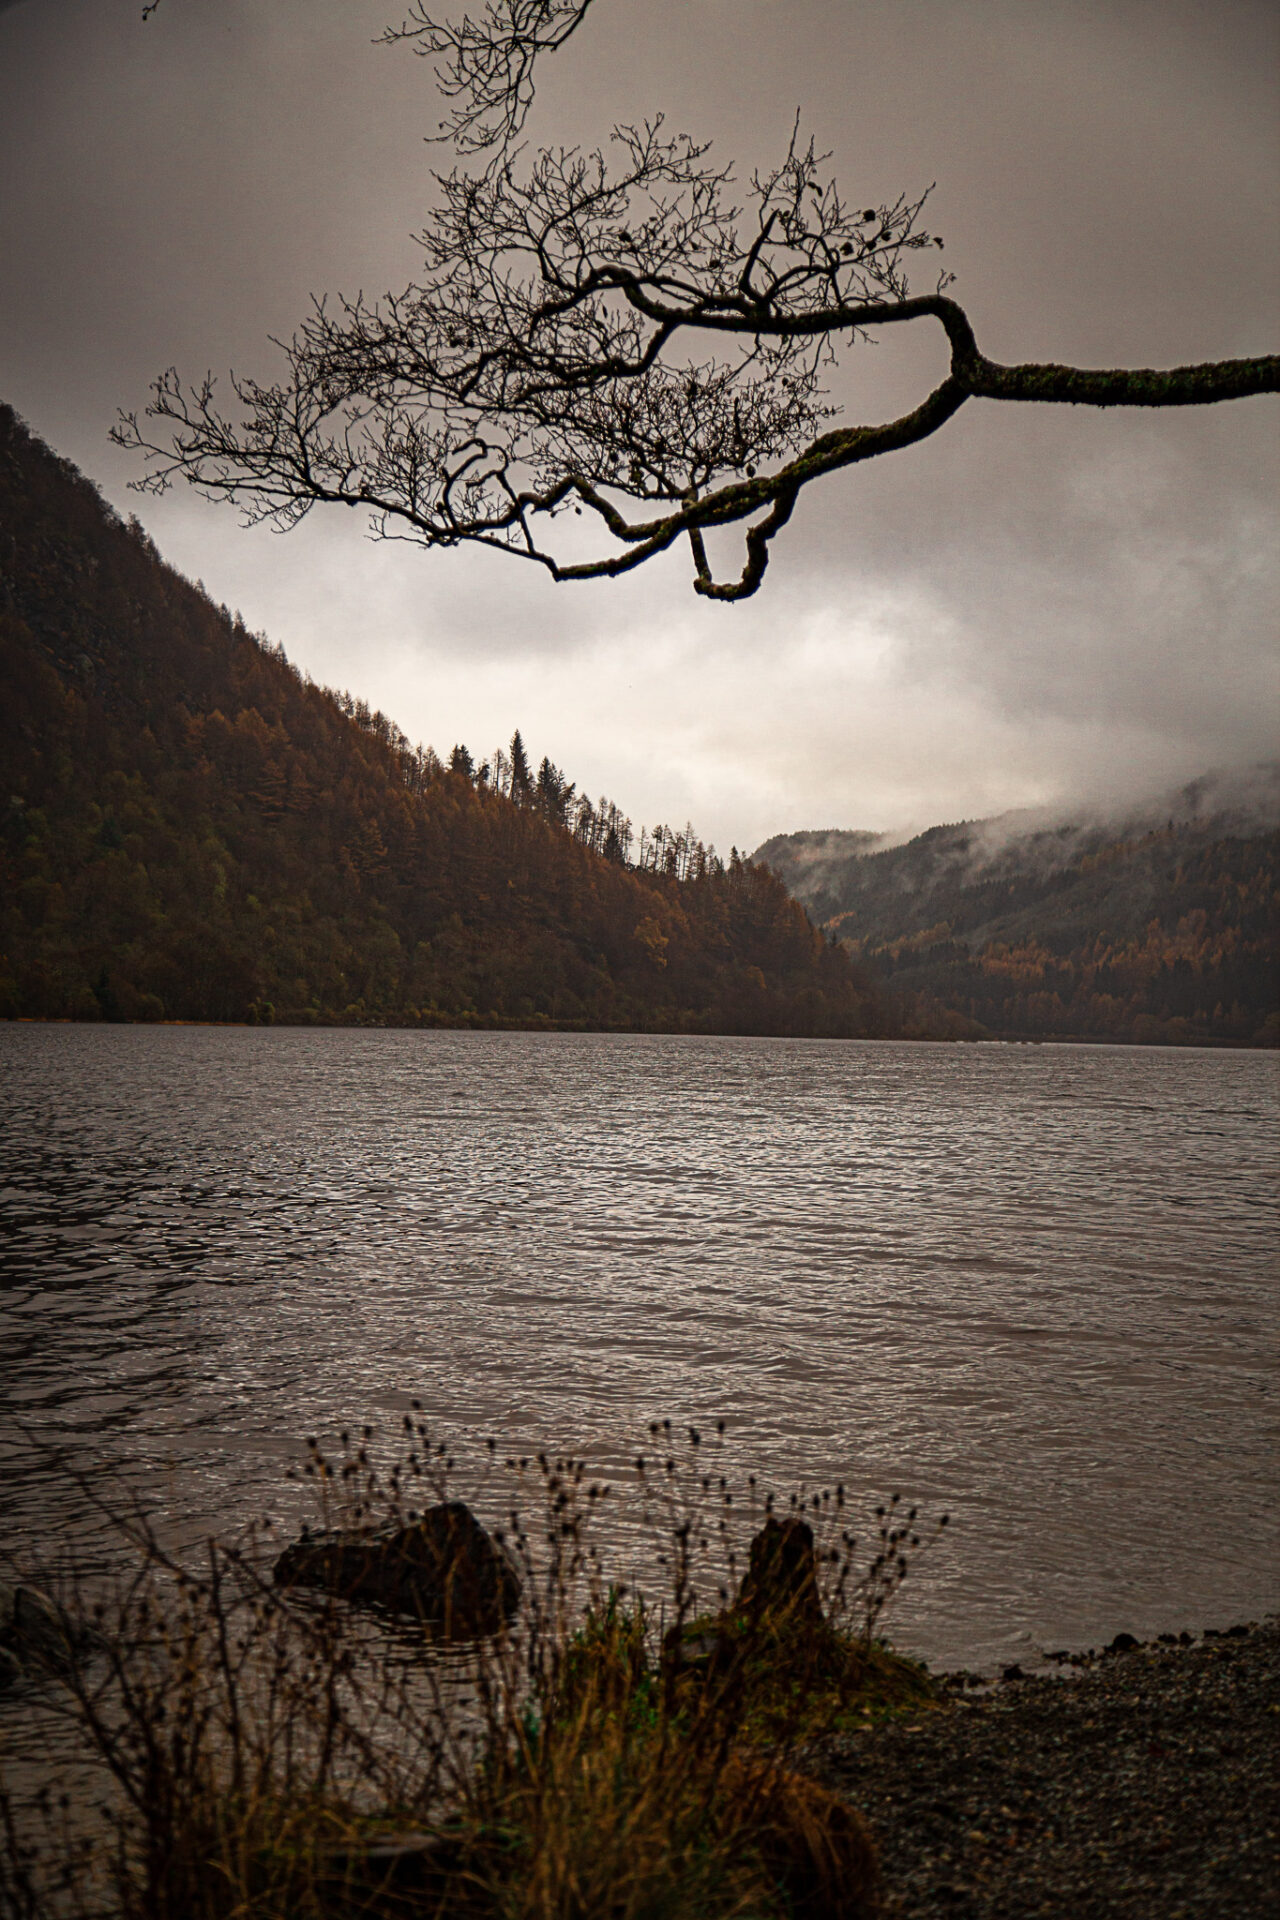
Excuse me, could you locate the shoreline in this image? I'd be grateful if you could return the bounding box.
[3,1014,1275,1051]
[3,1610,1275,1918]
[814,1616,1280,1918]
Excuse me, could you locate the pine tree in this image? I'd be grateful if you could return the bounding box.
[509,729,532,806]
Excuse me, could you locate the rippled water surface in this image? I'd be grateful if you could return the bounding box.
[1,1025,1276,1668]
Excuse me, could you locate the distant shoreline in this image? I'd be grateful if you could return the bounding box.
[4,1015,1275,1050]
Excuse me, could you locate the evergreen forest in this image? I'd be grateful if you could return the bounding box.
[0,405,886,1036]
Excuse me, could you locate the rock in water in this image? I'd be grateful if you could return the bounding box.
[0,1578,99,1684]
[272,1501,520,1634]
[734,1516,824,1631]
[663,1515,827,1678]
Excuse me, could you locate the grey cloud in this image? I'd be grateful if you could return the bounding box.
[0,0,1275,852]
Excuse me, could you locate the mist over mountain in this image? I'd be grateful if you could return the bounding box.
[755,773,1279,1047]
[0,404,887,1037]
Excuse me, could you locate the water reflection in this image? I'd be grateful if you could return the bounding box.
[1,1025,1277,1669]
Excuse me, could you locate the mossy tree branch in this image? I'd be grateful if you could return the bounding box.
[116,114,1278,602]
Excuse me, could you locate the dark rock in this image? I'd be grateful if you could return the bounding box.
[13,1586,74,1665]
[662,1516,826,1679]
[320,1828,470,1909]
[941,1669,988,1692]
[272,1501,520,1635]
[666,1628,725,1668]
[733,1516,824,1631]
[1107,1631,1141,1654]
[1001,1664,1025,1682]
[0,1577,100,1682]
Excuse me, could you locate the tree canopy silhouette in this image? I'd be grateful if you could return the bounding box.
[118,0,1279,602]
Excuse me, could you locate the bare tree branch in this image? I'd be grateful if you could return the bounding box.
[115,64,1279,603]
[381,0,596,152]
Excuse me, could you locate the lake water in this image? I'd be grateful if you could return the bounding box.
[1,1025,1276,1671]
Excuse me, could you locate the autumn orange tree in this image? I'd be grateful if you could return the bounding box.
[119,0,1279,602]
[4,400,890,1032]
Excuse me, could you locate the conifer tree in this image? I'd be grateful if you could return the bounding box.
[509,728,532,805]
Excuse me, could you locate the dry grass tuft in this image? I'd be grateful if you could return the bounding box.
[1,1419,948,1920]
[717,1754,879,1920]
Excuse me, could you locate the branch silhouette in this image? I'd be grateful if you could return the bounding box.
[118,12,1279,602]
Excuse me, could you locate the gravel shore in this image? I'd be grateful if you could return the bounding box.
[814,1619,1280,1919]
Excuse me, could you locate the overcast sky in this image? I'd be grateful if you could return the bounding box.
[1,0,1276,852]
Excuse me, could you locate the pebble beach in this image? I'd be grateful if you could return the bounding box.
[815,1619,1280,1918]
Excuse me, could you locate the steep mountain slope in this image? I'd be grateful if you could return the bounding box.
[755,777,1279,1046]
[0,404,886,1036]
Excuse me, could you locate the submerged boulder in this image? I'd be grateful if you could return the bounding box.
[272,1501,520,1635]
[0,1577,100,1686]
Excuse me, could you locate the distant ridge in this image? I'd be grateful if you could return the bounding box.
[0,404,887,1037]
[754,772,1279,1047]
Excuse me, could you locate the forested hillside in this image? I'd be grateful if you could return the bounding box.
[0,405,886,1035]
[756,780,1279,1047]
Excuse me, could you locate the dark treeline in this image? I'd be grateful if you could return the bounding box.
[850,828,1279,1048]
[0,405,886,1036]
[447,727,720,883]
[760,813,1279,1048]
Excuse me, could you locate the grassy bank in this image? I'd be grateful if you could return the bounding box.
[0,1423,946,1920]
